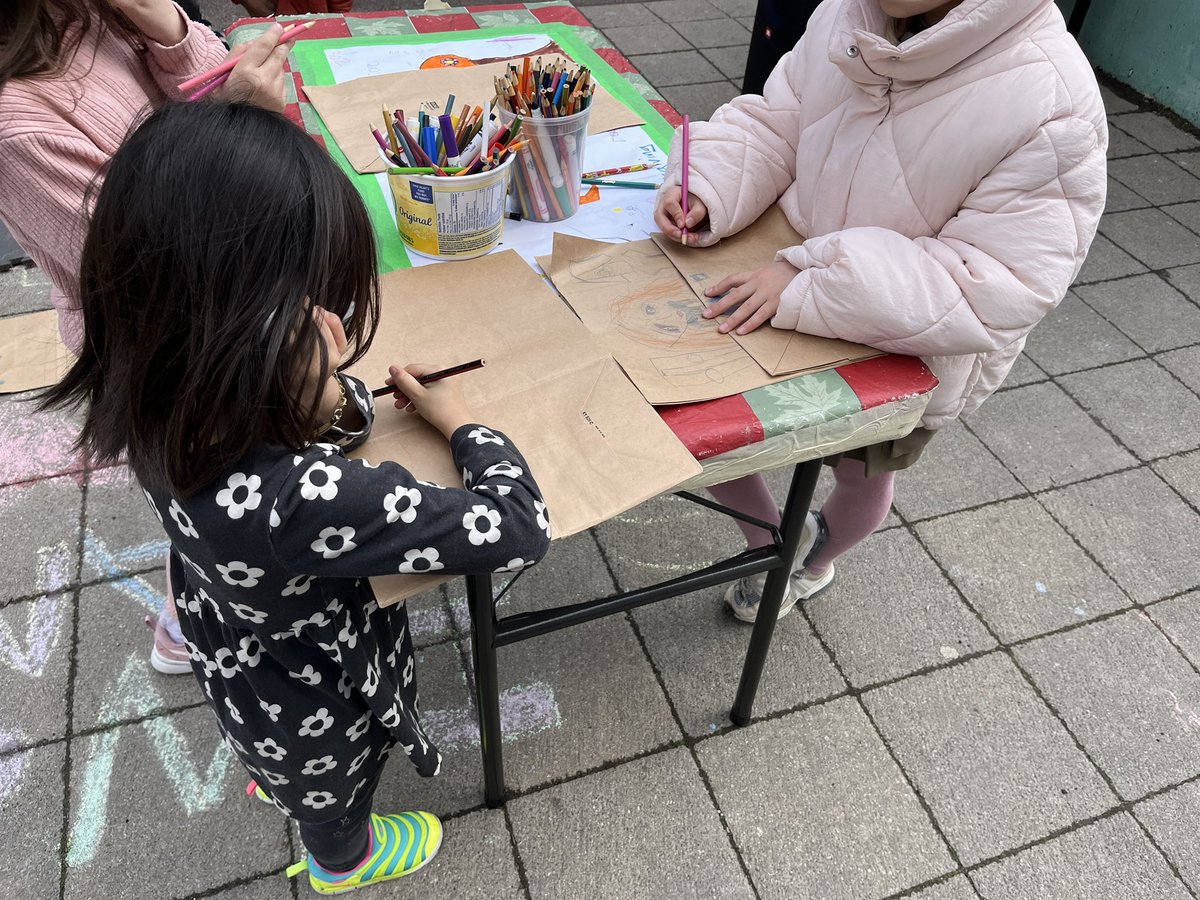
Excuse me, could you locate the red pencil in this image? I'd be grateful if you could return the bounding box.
[371,359,486,397]
[180,20,315,99]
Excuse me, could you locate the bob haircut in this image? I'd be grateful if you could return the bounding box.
[39,101,380,496]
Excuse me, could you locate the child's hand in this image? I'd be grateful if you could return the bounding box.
[702,260,802,335]
[387,365,473,440]
[105,0,187,46]
[654,186,709,246]
[218,25,294,113]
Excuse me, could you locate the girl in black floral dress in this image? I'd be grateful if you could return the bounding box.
[40,102,551,894]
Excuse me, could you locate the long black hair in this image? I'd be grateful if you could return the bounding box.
[38,101,380,496]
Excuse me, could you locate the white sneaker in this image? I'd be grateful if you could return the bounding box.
[724,511,834,623]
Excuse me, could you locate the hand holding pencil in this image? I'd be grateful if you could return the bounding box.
[385,363,477,440]
[653,185,709,246]
[180,22,310,108]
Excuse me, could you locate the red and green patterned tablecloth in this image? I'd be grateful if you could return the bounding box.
[226,4,937,476]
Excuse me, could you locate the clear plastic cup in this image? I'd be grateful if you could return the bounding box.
[499,105,590,223]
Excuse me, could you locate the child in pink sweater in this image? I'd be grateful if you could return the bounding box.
[0,0,296,672]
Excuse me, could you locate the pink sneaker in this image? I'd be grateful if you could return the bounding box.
[145,614,192,675]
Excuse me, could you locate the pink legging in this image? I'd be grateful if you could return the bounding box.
[706,459,894,573]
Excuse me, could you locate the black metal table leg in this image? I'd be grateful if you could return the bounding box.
[467,572,506,807]
[730,458,823,725]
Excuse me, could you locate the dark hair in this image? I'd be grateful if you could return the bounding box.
[38,102,380,496]
[0,0,140,91]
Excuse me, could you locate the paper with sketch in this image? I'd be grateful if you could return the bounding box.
[0,309,73,394]
[305,56,645,174]
[544,234,792,404]
[325,34,560,83]
[651,206,880,376]
[344,250,701,606]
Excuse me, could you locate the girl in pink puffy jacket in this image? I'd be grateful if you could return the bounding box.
[653,0,1107,623]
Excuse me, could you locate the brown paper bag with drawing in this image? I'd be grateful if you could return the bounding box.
[305,57,645,175]
[651,206,880,376]
[542,234,793,404]
[344,250,701,606]
[0,309,73,395]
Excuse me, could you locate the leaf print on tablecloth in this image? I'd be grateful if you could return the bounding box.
[745,371,859,438]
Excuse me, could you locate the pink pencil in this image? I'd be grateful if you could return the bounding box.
[181,20,315,101]
[680,114,690,245]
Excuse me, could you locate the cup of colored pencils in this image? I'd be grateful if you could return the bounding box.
[495,57,594,223]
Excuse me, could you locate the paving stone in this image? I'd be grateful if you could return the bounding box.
[708,0,757,15]
[63,706,291,899]
[671,17,750,48]
[73,579,205,731]
[972,813,1190,900]
[1158,346,1200,396]
[1074,234,1149,285]
[1163,200,1200,234]
[864,654,1115,865]
[1075,273,1200,353]
[964,382,1134,491]
[1041,468,1200,604]
[411,809,523,900]
[806,529,996,687]
[627,50,723,87]
[917,498,1128,643]
[1164,262,1200,301]
[1169,149,1200,177]
[82,464,169,583]
[1060,359,1200,460]
[643,0,726,21]
[890,419,1023,520]
[0,592,69,746]
[449,532,679,794]
[1146,592,1200,669]
[632,582,846,737]
[204,873,293,899]
[370,639,487,818]
[578,2,662,27]
[0,475,82,604]
[0,265,52,319]
[1099,84,1138,115]
[602,23,689,56]
[699,697,955,898]
[1109,113,1200,154]
[1105,126,1152,159]
[1154,449,1200,514]
[1022,293,1142,374]
[510,748,752,900]
[1103,176,1150,213]
[0,393,85,489]
[703,44,750,81]
[908,877,981,900]
[1134,781,1200,894]
[1107,154,1200,205]
[0,740,64,900]
[657,80,741,120]
[1098,209,1200,270]
[1016,611,1200,799]
[995,352,1045,389]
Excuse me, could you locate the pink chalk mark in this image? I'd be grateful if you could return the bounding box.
[0,401,83,487]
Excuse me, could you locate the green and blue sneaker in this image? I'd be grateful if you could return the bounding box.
[286,811,443,895]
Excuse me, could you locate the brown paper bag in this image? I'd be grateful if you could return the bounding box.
[0,310,73,395]
[344,251,701,606]
[305,56,645,175]
[651,206,880,376]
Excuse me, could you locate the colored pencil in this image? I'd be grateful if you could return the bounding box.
[371,359,486,397]
[582,179,661,189]
[181,20,315,100]
[582,163,656,179]
[680,114,690,245]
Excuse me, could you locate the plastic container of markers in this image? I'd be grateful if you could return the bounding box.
[498,105,590,223]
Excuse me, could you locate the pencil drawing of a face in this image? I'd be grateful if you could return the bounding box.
[610,279,712,349]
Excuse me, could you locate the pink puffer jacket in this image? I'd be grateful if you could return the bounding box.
[663,0,1107,429]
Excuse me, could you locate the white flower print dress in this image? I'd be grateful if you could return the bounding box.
[142,376,550,821]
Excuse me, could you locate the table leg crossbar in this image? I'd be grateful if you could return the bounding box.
[468,458,824,806]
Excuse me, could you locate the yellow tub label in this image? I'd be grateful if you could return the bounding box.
[389,168,510,260]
